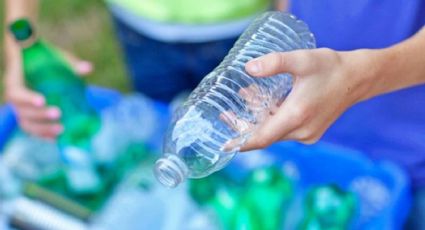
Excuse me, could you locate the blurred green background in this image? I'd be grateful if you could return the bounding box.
[0,0,131,102]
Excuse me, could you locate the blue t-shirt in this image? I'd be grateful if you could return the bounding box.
[290,0,425,188]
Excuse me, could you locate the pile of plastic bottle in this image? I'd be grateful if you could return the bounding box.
[0,91,410,230]
[0,94,166,229]
[0,11,410,230]
[189,164,356,230]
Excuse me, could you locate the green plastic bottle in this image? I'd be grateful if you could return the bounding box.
[211,186,242,230]
[232,202,262,230]
[9,19,101,194]
[192,167,294,230]
[189,172,240,229]
[189,171,235,206]
[299,185,356,230]
[243,166,294,230]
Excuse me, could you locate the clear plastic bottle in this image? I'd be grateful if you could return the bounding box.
[93,94,158,165]
[154,11,316,188]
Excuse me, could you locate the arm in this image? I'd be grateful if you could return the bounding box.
[4,0,63,138]
[363,27,425,98]
[4,0,92,138]
[239,27,425,151]
[275,0,288,11]
[4,0,38,98]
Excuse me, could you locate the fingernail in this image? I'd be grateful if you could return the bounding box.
[77,61,93,74]
[33,97,45,107]
[47,108,61,119]
[221,139,238,152]
[247,61,261,74]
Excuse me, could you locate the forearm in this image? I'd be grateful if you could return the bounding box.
[4,0,38,86]
[275,0,288,11]
[359,27,425,100]
[241,24,425,148]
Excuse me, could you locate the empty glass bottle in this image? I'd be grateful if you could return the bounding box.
[154,11,316,188]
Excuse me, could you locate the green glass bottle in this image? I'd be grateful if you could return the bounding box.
[299,185,356,230]
[9,19,101,194]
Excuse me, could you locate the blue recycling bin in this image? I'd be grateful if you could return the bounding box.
[0,86,411,229]
[228,142,412,229]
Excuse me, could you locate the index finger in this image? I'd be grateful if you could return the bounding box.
[7,87,45,108]
[239,95,304,151]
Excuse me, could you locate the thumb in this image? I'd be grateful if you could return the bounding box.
[245,50,312,77]
[60,49,94,76]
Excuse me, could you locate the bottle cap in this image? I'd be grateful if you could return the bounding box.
[9,18,33,41]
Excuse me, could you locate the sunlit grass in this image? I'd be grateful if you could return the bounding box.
[0,0,130,103]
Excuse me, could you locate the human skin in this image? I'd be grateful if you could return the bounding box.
[4,0,93,139]
[4,0,285,139]
[239,27,425,151]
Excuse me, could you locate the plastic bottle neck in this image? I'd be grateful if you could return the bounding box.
[18,35,38,49]
[154,154,188,188]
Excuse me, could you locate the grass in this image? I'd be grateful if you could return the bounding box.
[0,0,131,103]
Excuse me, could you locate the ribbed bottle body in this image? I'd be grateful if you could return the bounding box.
[156,12,316,187]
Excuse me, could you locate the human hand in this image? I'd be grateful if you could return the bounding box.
[4,50,94,139]
[237,48,376,151]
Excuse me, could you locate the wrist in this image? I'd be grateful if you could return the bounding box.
[366,46,409,97]
[350,34,425,102]
[336,49,380,104]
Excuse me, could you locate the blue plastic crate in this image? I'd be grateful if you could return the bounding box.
[0,86,411,230]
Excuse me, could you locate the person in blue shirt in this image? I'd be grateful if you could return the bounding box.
[239,1,425,229]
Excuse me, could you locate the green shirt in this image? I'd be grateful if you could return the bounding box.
[106,0,270,24]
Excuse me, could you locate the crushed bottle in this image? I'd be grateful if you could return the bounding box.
[154,11,316,188]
